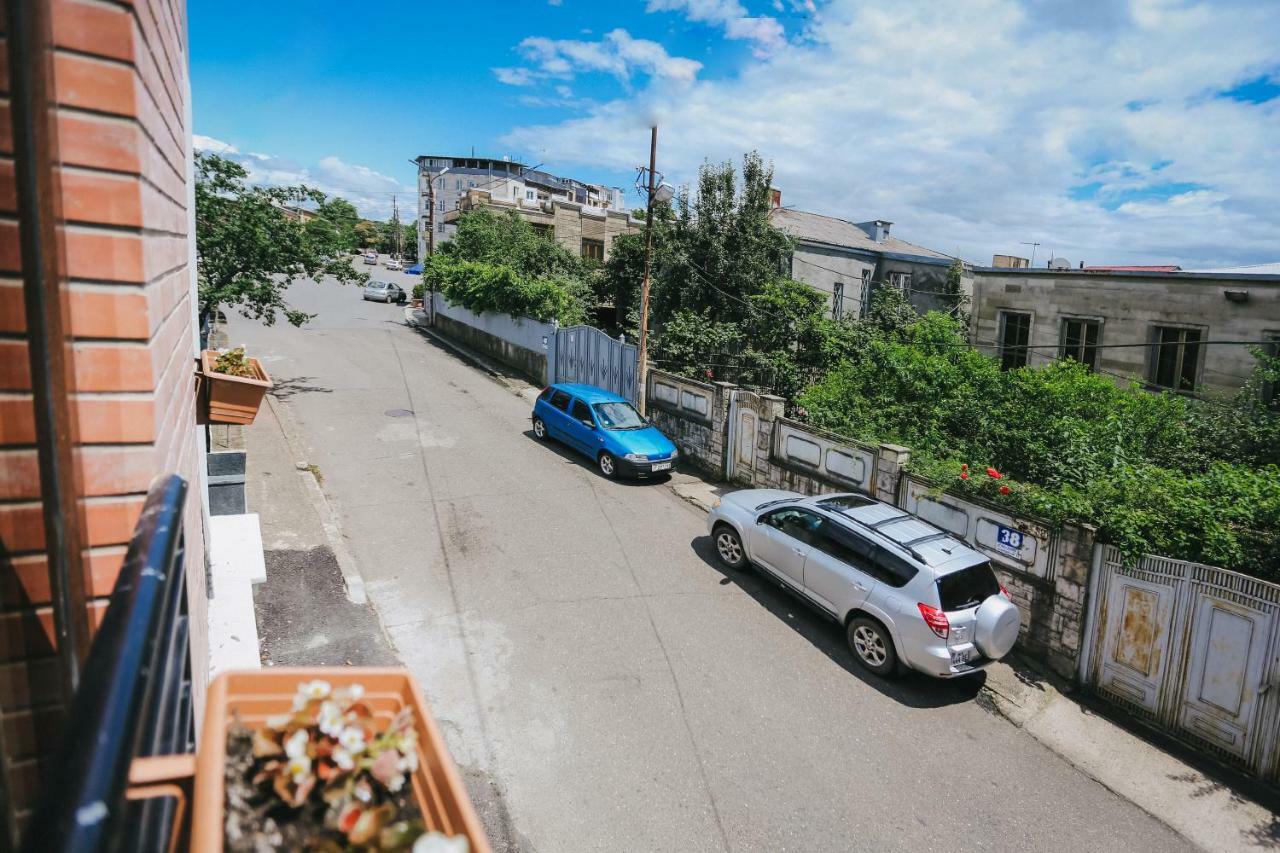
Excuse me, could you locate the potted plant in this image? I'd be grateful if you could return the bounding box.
[411,283,425,309]
[193,669,489,852]
[201,347,272,425]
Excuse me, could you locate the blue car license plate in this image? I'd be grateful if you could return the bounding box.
[651,462,672,471]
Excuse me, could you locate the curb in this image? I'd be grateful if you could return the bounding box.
[263,393,368,605]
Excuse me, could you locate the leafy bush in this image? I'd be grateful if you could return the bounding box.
[798,306,1280,579]
[425,255,588,325]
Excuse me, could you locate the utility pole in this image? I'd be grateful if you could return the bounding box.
[636,126,658,416]
[391,194,402,261]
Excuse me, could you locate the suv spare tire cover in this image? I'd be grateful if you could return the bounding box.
[974,595,1020,659]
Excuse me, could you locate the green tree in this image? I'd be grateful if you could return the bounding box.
[195,152,366,326]
[443,210,583,279]
[316,197,360,251]
[354,220,379,249]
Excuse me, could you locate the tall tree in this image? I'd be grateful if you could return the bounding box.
[195,152,366,326]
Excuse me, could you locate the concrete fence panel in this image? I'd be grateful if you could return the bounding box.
[769,418,877,496]
[646,370,725,476]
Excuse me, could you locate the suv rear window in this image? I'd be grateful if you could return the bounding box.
[937,562,1001,611]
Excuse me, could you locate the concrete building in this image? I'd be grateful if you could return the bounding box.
[414,155,634,260]
[769,203,963,319]
[970,267,1280,398]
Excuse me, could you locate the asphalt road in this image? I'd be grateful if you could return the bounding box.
[227,266,1193,853]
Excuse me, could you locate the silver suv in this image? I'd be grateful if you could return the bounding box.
[707,489,1021,678]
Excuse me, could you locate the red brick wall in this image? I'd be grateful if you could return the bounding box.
[0,0,205,824]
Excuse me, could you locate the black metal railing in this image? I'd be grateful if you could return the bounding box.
[22,475,193,853]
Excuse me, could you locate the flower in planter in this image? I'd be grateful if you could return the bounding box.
[233,681,467,851]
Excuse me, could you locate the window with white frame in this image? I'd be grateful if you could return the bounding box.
[832,282,844,319]
[889,271,912,292]
[525,190,536,201]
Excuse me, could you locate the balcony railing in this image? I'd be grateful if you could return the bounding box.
[23,475,194,853]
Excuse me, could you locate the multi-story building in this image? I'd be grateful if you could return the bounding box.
[970,266,1280,399]
[769,196,962,319]
[414,155,635,261]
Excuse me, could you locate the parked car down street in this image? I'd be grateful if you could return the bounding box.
[532,383,678,479]
[362,251,378,265]
[362,280,405,303]
[708,489,1021,678]
[384,257,403,271]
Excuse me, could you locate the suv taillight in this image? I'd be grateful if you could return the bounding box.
[918,603,950,639]
[1000,584,1011,600]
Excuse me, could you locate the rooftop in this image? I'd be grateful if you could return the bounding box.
[768,208,952,262]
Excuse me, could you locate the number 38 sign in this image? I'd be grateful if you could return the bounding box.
[995,524,1024,553]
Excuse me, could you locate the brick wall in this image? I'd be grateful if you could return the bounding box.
[0,0,204,827]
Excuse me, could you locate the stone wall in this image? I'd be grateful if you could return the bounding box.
[646,372,1096,681]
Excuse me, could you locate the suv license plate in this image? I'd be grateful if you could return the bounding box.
[950,647,977,666]
[651,462,672,471]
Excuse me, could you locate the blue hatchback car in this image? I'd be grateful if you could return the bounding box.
[531,383,678,478]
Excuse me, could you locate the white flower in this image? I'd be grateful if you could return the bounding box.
[317,701,345,737]
[338,726,366,754]
[287,754,312,784]
[387,773,405,793]
[284,729,309,759]
[397,750,418,773]
[332,747,355,771]
[413,832,470,853]
[347,684,365,701]
[300,679,331,701]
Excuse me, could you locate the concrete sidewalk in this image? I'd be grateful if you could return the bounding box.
[407,306,1278,852]
[243,391,398,668]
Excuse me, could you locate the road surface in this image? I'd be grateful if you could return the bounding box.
[228,270,1192,852]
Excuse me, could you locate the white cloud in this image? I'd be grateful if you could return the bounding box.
[646,0,786,55]
[193,136,412,222]
[498,29,702,88]
[501,0,1280,267]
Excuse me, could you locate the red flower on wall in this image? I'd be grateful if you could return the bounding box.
[986,467,1002,479]
[960,472,970,480]
[960,464,969,471]
[999,485,1011,495]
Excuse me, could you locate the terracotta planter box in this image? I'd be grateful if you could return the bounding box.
[200,350,271,425]
[193,668,490,852]
[411,298,424,308]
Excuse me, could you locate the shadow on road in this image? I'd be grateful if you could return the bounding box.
[269,375,333,400]
[688,534,985,709]
[522,430,674,487]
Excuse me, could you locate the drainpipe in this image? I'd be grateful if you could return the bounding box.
[7,0,91,701]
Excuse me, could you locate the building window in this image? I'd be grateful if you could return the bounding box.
[437,221,445,234]
[525,190,536,201]
[1149,325,1202,392]
[455,179,462,190]
[998,311,1032,370]
[1261,333,1278,408]
[468,181,475,188]
[531,223,554,240]
[1060,318,1101,370]
[437,200,445,212]
[832,282,844,319]
[859,269,873,317]
[889,271,912,292]
[581,238,604,262]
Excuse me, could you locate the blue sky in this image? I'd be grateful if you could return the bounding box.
[191,0,1280,268]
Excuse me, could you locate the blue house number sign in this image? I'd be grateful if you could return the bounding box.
[995,524,1024,553]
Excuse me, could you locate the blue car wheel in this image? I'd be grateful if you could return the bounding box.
[598,452,617,478]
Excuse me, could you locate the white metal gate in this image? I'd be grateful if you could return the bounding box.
[1085,547,1280,780]
[551,325,638,403]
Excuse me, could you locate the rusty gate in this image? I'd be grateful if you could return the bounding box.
[1084,547,1280,781]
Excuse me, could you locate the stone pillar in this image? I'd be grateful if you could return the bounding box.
[755,395,787,484]
[710,381,736,480]
[875,443,911,502]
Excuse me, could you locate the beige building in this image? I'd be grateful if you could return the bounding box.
[971,267,1280,399]
[445,187,640,262]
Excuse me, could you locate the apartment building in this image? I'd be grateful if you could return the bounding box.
[414,155,635,261]
[971,267,1280,398]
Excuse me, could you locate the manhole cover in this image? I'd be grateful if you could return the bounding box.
[384,408,414,418]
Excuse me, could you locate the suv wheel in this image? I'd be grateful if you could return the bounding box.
[598,452,617,478]
[532,417,547,440]
[847,617,898,677]
[713,524,746,570]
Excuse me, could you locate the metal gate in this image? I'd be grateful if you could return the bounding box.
[1084,547,1280,780]
[551,325,638,403]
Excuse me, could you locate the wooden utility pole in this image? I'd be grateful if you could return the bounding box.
[637,126,658,415]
